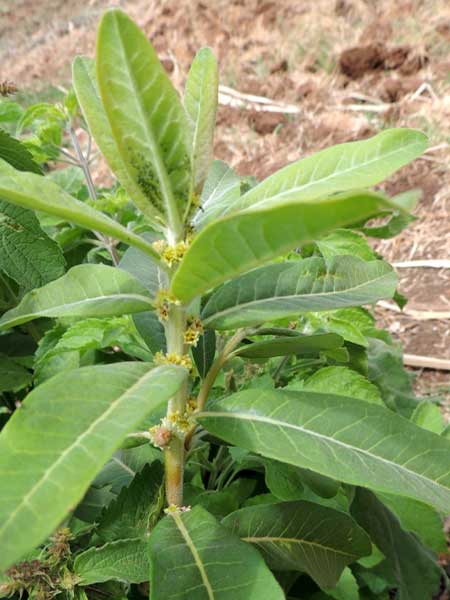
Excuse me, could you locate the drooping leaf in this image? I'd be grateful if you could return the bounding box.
[230,129,427,213]
[192,329,216,378]
[235,333,343,358]
[0,200,65,290]
[360,190,421,239]
[301,366,383,405]
[0,158,161,261]
[222,501,371,588]
[202,256,397,330]
[72,56,159,222]
[184,47,218,192]
[198,389,450,513]
[351,488,442,600]
[148,505,284,600]
[0,354,32,392]
[191,160,241,230]
[0,362,186,570]
[74,538,148,585]
[0,128,42,174]
[96,9,191,235]
[0,264,154,330]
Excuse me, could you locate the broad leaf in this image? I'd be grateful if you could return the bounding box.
[0,354,31,392]
[0,200,65,289]
[351,489,442,600]
[202,256,397,330]
[192,160,241,229]
[184,48,218,192]
[231,129,427,213]
[235,333,343,358]
[0,362,186,571]
[0,128,42,174]
[302,366,383,405]
[317,229,376,261]
[410,400,445,434]
[72,56,159,222]
[0,158,161,261]
[222,501,371,588]
[0,264,153,330]
[198,389,450,513]
[173,191,396,302]
[119,232,167,298]
[97,9,191,235]
[74,538,148,584]
[148,505,284,599]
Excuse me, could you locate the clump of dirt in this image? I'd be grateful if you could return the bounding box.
[339,43,427,79]
[379,76,423,102]
[248,111,287,135]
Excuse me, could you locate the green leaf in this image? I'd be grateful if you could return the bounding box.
[184,48,218,192]
[351,488,442,600]
[230,129,427,213]
[410,400,445,434]
[148,505,284,599]
[264,460,304,500]
[0,264,154,330]
[119,233,167,299]
[192,329,216,378]
[317,229,376,261]
[0,200,65,290]
[235,333,343,358]
[0,362,186,571]
[321,568,360,600]
[72,56,159,222]
[198,389,450,514]
[96,9,191,235]
[74,538,148,584]
[222,501,371,588]
[302,366,383,405]
[192,160,241,230]
[133,312,166,355]
[97,462,164,543]
[173,191,397,302]
[0,354,31,392]
[0,128,42,174]
[360,190,420,239]
[0,158,161,262]
[202,256,397,330]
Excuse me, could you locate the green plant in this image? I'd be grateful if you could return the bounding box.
[0,9,448,600]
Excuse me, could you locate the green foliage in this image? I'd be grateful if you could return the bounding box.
[0,9,444,600]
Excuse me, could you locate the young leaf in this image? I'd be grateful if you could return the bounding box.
[0,200,65,290]
[231,129,427,213]
[192,329,216,378]
[191,160,241,230]
[0,264,154,330]
[351,488,442,600]
[0,362,186,571]
[148,505,284,600]
[74,538,148,585]
[72,56,160,222]
[202,256,397,330]
[96,9,191,236]
[0,158,161,261]
[184,48,219,193]
[0,128,43,174]
[222,501,371,588]
[234,333,343,358]
[198,389,450,514]
[174,192,397,302]
[119,233,168,299]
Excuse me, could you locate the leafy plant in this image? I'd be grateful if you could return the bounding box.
[0,9,447,600]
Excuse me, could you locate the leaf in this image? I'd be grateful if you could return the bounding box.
[184,48,218,192]
[183,479,256,519]
[0,264,154,330]
[360,190,420,239]
[302,366,383,405]
[192,160,241,229]
[97,462,164,543]
[119,233,167,299]
[351,488,442,600]
[410,400,445,434]
[321,568,360,600]
[72,56,158,222]
[0,158,161,261]
[133,312,166,355]
[0,354,31,392]
[222,501,371,588]
[0,200,65,290]
[74,538,148,585]
[202,256,397,330]
[235,333,344,358]
[230,129,427,213]
[0,362,186,570]
[198,388,450,514]
[0,128,42,174]
[96,9,191,235]
[317,229,376,261]
[192,329,216,378]
[148,505,284,600]
[264,460,304,500]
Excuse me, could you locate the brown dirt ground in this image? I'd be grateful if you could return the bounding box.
[1,0,449,404]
